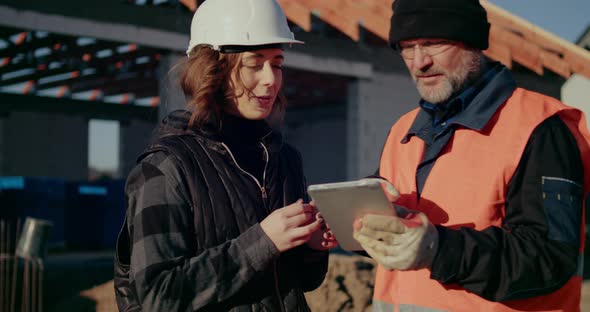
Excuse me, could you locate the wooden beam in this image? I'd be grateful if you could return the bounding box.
[179,0,197,12]
[482,0,590,79]
[295,0,360,41]
[360,0,393,17]
[564,51,590,81]
[484,1,566,55]
[484,48,511,69]
[293,0,391,42]
[485,27,512,68]
[541,50,571,78]
[486,25,513,68]
[489,26,543,75]
[278,0,312,32]
[339,0,389,40]
[509,34,544,76]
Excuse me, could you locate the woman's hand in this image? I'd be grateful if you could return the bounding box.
[305,202,339,250]
[260,199,323,252]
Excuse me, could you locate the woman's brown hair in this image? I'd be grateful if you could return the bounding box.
[180,45,287,128]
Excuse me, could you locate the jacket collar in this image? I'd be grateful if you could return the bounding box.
[149,109,283,154]
[402,63,516,144]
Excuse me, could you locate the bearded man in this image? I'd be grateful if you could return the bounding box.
[352,0,590,311]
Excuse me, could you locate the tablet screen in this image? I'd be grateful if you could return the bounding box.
[308,179,398,251]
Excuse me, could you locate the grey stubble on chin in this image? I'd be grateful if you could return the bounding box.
[415,50,485,104]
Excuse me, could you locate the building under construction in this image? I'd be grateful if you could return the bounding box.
[0,0,588,183]
[0,0,590,311]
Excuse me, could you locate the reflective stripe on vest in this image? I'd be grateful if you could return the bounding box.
[376,88,590,312]
[399,304,447,312]
[372,300,394,312]
[372,300,447,312]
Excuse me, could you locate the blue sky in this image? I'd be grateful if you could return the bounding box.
[488,0,589,42]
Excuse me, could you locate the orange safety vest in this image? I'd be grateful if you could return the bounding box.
[376,88,590,312]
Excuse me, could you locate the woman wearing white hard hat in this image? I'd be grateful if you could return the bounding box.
[114,0,336,311]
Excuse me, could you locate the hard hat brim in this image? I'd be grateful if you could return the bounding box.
[186,38,303,56]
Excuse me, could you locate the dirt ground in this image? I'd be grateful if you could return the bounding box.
[81,254,590,312]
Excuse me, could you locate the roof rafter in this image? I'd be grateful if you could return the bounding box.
[277,0,312,32]
[481,0,590,79]
[337,0,389,40]
[285,0,361,41]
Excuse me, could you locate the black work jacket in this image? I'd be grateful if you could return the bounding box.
[114,110,328,311]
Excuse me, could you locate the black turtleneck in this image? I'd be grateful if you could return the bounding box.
[219,113,271,184]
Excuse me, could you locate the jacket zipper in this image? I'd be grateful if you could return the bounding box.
[220,141,284,311]
[258,142,284,312]
[220,142,268,199]
[260,142,270,200]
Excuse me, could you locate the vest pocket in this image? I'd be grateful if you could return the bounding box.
[542,176,583,246]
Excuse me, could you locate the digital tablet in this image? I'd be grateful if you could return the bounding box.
[307,178,399,251]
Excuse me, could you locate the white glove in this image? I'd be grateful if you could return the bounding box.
[353,209,438,271]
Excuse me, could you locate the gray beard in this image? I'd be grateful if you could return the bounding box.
[415,50,485,104]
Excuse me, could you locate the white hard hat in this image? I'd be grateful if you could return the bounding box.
[186,0,303,55]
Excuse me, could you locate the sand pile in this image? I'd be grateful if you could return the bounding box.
[80,254,375,312]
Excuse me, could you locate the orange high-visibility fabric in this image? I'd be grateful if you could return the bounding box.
[376,88,590,312]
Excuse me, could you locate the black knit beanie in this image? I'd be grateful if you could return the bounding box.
[389,0,490,50]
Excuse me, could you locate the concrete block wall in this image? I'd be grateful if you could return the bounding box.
[347,71,419,180]
[283,105,347,185]
[282,70,419,184]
